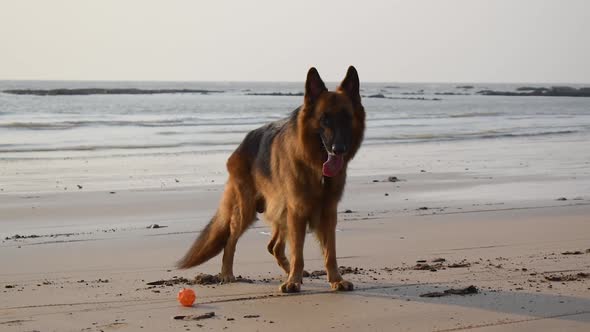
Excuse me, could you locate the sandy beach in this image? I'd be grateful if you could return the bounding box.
[2,0,590,330]
[2,164,589,331]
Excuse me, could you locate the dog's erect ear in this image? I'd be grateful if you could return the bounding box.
[338,66,361,105]
[305,67,327,105]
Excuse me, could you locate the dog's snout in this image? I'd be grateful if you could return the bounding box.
[332,143,347,154]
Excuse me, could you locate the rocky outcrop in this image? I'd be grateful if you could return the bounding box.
[3,88,224,96]
[478,86,590,97]
[245,92,303,96]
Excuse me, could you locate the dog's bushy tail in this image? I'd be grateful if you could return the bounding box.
[176,213,230,269]
[177,189,235,269]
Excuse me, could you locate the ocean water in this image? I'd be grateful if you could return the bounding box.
[1,81,589,193]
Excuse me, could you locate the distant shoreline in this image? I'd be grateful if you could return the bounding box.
[4,85,590,97]
[2,88,224,96]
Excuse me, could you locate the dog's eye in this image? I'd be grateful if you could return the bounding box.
[321,116,330,127]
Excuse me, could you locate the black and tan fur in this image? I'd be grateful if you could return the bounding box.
[178,66,365,293]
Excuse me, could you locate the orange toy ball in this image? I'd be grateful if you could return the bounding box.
[177,288,196,307]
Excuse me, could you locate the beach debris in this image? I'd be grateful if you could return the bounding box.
[194,273,221,285]
[109,191,116,194]
[175,178,180,183]
[556,197,568,201]
[413,263,442,272]
[77,184,83,189]
[243,315,260,319]
[5,234,40,240]
[544,273,590,282]
[343,209,353,213]
[417,207,429,210]
[432,258,447,263]
[448,262,471,268]
[309,270,327,278]
[305,266,361,278]
[339,266,361,275]
[385,193,389,196]
[4,285,15,289]
[420,285,478,298]
[147,274,252,287]
[5,232,87,240]
[173,312,215,321]
[387,176,400,182]
[146,224,167,229]
[561,250,584,255]
[147,277,192,286]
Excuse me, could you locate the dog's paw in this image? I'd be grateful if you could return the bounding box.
[218,273,236,284]
[279,281,301,293]
[331,280,354,291]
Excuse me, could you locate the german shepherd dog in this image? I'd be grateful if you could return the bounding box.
[178,66,365,293]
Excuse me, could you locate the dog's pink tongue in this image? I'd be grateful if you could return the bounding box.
[322,154,344,177]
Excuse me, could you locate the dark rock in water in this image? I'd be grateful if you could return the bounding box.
[3,88,224,96]
[344,209,353,213]
[456,85,474,89]
[387,176,400,182]
[516,86,546,92]
[435,92,470,96]
[556,197,567,201]
[245,92,303,96]
[367,93,386,98]
[478,86,590,97]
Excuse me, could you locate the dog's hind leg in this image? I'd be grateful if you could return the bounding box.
[219,178,258,283]
[267,225,290,275]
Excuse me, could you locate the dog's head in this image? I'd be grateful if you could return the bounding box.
[300,66,365,177]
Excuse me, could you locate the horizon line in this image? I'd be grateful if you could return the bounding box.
[1,78,589,86]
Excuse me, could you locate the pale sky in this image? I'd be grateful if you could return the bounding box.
[1,0,589,83]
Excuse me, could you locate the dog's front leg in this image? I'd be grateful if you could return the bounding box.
[318,203,354,291]
[279,208,307,293]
